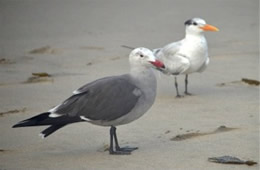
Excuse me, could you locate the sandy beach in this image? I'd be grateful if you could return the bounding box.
[0,0,259,169]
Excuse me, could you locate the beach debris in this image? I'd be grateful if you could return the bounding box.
[0,149,11,153]
[216,80,241,87]
[0,108,26,117]
[213,125,235,133]
[110,56,121,61]
[121,45,135,50]
[208,156,257,166]
[171,132,206,141]
[241,78,260,86]
[0,58,6,63]
[217,78,260,87]
[86,62,93,66]
[0,58,15,64]
[171,125,236,141]
[80,46,105,51]
[165,130,171,134]
[29,46,61,54]
[216,82,230,87]
[24,72,53,84]
[32,72,51,77]
[103,144,110,152]
[97,144,110,152]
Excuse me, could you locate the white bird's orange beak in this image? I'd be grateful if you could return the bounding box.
[200,24,219,32]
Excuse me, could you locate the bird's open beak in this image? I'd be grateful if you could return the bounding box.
[150,60,165,69]
[200,24,219,31]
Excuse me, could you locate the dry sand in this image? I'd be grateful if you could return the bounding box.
[0,0,259,169]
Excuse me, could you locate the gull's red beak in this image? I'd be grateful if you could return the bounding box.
[150,60,165,69]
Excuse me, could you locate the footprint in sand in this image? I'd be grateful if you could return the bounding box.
[29,46,62,55]
[170,126,237,141]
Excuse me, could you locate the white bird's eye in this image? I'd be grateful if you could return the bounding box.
[140,54,144,58]
[193,22,198,26]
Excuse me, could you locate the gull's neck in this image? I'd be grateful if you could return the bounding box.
[130,66,154,78]
[129,65,157,94]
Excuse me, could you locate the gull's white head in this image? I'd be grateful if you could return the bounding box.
[129,47,165,69]
[184,18,219,35]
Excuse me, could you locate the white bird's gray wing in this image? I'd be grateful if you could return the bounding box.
[156,41,182,59]
[152,48,162,56]
[53,75,142,121]
[197,57,209,73]
[164,54,190,74]
[155,41,190,74]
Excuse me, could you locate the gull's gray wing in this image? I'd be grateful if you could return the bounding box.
[52,75,142,121]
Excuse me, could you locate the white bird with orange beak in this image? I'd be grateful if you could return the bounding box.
[154,18,219,97]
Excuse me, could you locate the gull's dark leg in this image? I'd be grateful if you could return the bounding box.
[109,126,115,154]
[184,74,192,95]
[109,126,137,155]
[175,76,183,98]
[113,126,138,153]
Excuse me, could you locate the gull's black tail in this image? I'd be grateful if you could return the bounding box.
[39,124,66,138]
[13,112,51,127]
[12,112,82,138]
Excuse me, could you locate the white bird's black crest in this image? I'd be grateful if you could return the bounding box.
[184,19,197,26]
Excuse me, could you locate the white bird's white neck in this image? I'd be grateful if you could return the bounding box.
[184,31,207,47]
[185,31,205,40]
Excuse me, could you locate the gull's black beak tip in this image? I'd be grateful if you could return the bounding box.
[162,64,165,69]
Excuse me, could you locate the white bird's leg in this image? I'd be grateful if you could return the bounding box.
[175,77,183,98]
[184,74,192,95]
[109,126,138,155]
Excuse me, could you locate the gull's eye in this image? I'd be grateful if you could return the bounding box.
[140,54,144,58]
[193,22,198,26]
